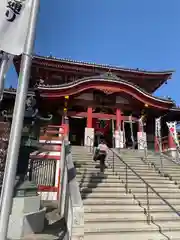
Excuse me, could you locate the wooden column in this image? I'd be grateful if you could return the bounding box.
[87,107,93,128]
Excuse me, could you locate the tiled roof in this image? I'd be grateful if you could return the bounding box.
[34,55,174,76]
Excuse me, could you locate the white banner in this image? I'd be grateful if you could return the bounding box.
[0,0,33,55]
[166,121,179,147]
[155,117,161,138]
[129,115,134,143]
[138,116,144,132]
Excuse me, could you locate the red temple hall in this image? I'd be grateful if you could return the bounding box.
[3,55,180,154]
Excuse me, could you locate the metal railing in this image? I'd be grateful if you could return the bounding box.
[86,135,148,170]
[155,136,180,170]
[29,158,56,186]
[161,134,180,163]
[86,136,180,224]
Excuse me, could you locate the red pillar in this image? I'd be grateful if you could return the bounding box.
[168,132,176,149]
[116,109,122,130]
[87,107,93,128]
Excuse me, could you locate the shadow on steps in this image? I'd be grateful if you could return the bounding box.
[79,168,108,200]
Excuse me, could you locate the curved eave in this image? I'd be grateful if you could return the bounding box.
[13,55,174,94]
[162,107,180,122]
[170,107,180,112]
[3,89,34,96]
[37,77,174,110]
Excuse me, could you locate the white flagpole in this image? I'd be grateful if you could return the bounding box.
[0,0,40,239]
[0,52,8,101]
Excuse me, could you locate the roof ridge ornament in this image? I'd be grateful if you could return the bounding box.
[99,71,120,80]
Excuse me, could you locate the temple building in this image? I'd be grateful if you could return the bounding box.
[1,55,180,153]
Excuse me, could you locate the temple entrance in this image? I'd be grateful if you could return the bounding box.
[123,121,138,149]
[69,117,86,146]
[93,119,113,148]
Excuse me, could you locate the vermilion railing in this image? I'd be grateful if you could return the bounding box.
[39,125,64,142]
[162,136,168,151]
[161,134,180,151]
[29,124,65,200]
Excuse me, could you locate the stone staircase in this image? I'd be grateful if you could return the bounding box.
[72,146,180,240]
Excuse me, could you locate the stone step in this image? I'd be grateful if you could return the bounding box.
[131,192,180,199]
[80,186,126,192]
[83,198,180,206]
[83,198,139,205]
[172,179,180,183]
[81,192,134,199]
[81,191,180,200]
[76,165,159,172]
[76,176,125,182]
[76,169,162,176]
[77,177,178,188]
[151,163,179,167]
[120,179,174,185]
[80,184,180,193]
[112,157,146,160]
[110,158,147,162]
[77,169,169,181]
[85,213,147,222]
[85,212,180,222]
[84,232,170,240]
[163,231,180,240]
[138,198,180,206]
[84,203,180,212]
[84,206,179,215]
[81,193,180,205]
[84,221,180,234]
[73,158,93,161]
[158,167,180,171]
[73,163,154,170]
[154,221,180,231]
[77,173,174,183]
[114,175,170,181]
[120,177,174,188]
[84,207,145,213]
[75,162,151,168]
[73,153,91,155]
[77,178,179,188]
[167,173,180,177]
[84,221,159,233]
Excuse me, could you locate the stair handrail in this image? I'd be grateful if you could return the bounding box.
[59,140,84,239]
[86,135,148,165]
[154,136,180,170]
[86,135,180,225]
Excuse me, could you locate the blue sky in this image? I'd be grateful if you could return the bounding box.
[6,0,180,103]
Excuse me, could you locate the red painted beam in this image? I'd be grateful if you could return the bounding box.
[68,111,138,121]
[38,185,58,192]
